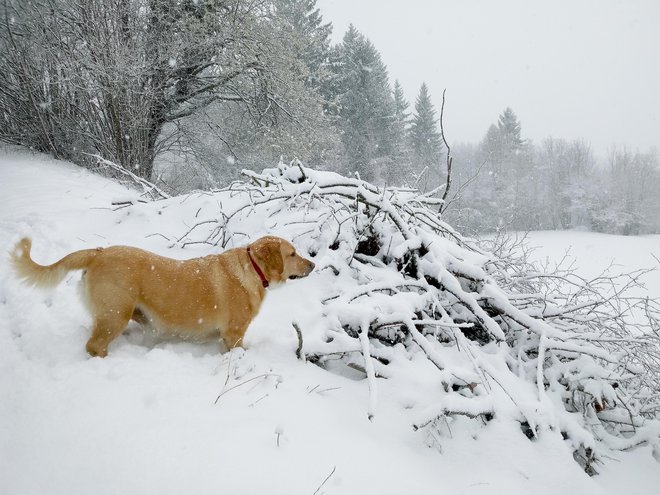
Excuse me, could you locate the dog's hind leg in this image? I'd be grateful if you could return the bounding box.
[84,284,136,357]
[86,308,133,358]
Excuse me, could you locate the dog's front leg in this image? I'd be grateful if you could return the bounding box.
[222,320,249,350]
[222,332,244,350]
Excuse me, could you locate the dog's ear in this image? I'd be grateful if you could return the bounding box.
[251,237,284,282]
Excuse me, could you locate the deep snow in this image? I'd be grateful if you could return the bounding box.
[1,147,658,495]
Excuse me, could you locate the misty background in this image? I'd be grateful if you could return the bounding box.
[1,0,658,235]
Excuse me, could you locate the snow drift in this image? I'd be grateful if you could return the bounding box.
[2,149,659,495]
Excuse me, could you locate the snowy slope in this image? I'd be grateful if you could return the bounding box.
[1,147,658,495]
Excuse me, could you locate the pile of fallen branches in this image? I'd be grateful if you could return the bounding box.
[176,160,660,473]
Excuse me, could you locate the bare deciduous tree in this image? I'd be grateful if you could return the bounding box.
[0,0,298,179]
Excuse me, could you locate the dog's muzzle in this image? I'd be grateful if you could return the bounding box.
[290,261,315,279]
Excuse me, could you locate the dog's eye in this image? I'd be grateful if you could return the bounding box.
[290,252,296,257]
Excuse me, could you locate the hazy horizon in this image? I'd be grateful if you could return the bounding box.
[318,0,660,157]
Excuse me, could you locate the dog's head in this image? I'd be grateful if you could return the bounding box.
[248,236,315,284]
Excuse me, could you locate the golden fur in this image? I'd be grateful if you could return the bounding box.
[11,236,314,357]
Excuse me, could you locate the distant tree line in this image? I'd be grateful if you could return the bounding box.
[445,108,660,235]
[0,0,657,234]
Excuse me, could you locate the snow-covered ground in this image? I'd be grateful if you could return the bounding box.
[1,147,658,495]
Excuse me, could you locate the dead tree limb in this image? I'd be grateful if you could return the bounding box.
[439,89,453,214]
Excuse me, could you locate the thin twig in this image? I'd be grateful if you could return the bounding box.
[214,374,280,404]
[312,466,337,495]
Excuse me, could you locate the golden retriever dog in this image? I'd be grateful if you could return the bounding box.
[11,236,314,357]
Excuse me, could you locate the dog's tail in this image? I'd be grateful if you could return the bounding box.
[11,237,102,288]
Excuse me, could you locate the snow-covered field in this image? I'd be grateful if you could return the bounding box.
[524,230,660,297]
[1,147,658,495]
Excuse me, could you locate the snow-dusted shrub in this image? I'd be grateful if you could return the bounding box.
[177,160,660,473]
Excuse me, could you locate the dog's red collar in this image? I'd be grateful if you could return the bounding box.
[247,246,269,288]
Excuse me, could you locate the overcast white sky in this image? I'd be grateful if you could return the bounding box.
[317,0,660,156]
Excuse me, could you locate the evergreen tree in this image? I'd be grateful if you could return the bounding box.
[497,107,525,152]
[385,80,412,184]
[393,80,411,136]
[272,0,332,89]
[482,108,525,176]
[392,81,411,151]
[477,107,535,230]
[331,25,395,182]
[409,83,443,189]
